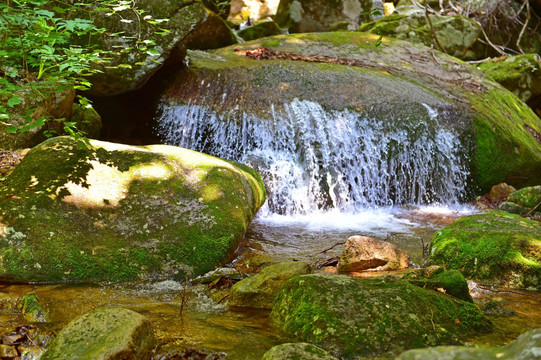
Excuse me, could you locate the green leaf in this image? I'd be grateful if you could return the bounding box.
[147,48,160,56]
[7,96,21,108]
[6,126,18,134]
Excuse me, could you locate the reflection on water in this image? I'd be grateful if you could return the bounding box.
[0,206,539,358]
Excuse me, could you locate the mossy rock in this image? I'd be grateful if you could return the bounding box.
[237,21,281,41]
[397,327,541,360]
[41,307,156,360]
[17,294,48,323]
[405,267,473,302]
[270,274,492,359]
[429,211,541,289]
[160,32,541,196]
[261,342,338,360]
[358,7,481,60]
[228,261,312,309]
[478,54,541,103]
[181,9,237,50]
[275,0,383,33]
[0,136,266,282]
[499,185,541,216]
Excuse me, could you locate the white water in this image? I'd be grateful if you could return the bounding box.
[155,98,470,221]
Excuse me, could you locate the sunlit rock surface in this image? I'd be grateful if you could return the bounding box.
[0,136,266,282]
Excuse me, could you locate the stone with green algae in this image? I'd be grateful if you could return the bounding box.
[41,307,155,360]
[0,136,266,282]
[499,185,541,216]
[396,327,541,360]
[228,261,312,309]
[269,274,492,359]
[161,32,541,193]
[237,21,281,41]
[261,342,338,360]
[430,211,541,289]
[404,267,473,303]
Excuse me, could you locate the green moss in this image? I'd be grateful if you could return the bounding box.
[430,211,541,289]
[270,275,491,359]
[0,137,266,282]
[238,21,281,42]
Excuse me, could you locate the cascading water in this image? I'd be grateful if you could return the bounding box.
[155,98,470,218]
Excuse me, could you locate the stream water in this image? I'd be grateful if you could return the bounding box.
[1,98,540,358]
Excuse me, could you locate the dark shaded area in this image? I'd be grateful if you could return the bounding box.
[89,57,185,146]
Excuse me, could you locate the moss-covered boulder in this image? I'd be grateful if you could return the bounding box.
[41,307,155,360]
[478,54,541,103]
[358,6,481,60]
[157,32,541,199]
[0,136,266,282]
[397,327,541,360]
[228,261,312,309]
[499,185,541,216]
[270,274,492,358]
[275,0,383,33]
[404,267,473,302]
[261,342,338,360]
[180,9,237,50]
[237,21,281,41]
[430,211,541,289]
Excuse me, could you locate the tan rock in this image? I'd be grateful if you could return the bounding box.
[338,235,408,272]
[489,182,516,204]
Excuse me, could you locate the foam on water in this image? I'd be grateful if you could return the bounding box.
[155,98,470,219]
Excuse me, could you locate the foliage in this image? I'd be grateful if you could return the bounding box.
[0,0,167,141]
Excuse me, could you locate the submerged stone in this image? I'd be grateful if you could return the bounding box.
[41,307,155,360]
[270,274,492,358]
[430,211,541,289]
[228,261,312,309]
[397,327,541,360]
[261,342,338,360]
[0,136,266,282]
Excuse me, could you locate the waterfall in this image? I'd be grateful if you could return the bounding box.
[155,99,470,216]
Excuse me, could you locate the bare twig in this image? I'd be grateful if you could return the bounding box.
[526,199,541,217]
[315,241,346,255]
[475,19,507,56]
[425,2,445,53]
[516,0,530,54]
[430,45,441,65]
[467,57,493,64]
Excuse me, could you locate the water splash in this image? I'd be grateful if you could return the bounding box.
[155,99,470,216]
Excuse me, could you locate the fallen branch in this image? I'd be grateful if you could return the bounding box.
[526,199,541,217]
[315,241,346,255]
[516,0,530,54]
[425,2,445,53]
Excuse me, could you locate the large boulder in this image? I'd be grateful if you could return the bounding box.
[270,274,492,358]
[64,0,235,96]
[338,235,409,272]
[397,328,541,360]
[275,0,384,32]
[478,54,541,103]
[261,343,338,360]
[358,6,481,60]
[430,211,541,289]
[228,261,312,308]
[155,32,541,210]
[0,136,266,282]
[41,307,155,360]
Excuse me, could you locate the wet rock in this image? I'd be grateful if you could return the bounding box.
[430,211,541,289]
[17,294,48,323]
[194,267,246,284]
[160,32,541,194]
[404,267,473,302]
[0,136,266,282]
[359,6,481,60]
[275,0,383,33]
[261,342,338,360]
[41,307,155,360]
[270,274,492,358]
[237,21,281,41]
[338,235,408,272]
[0,344,18,358]
[478,54,541,103]
[499,185,541,217]
[228,261,312,309]
[396,327,541,359]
